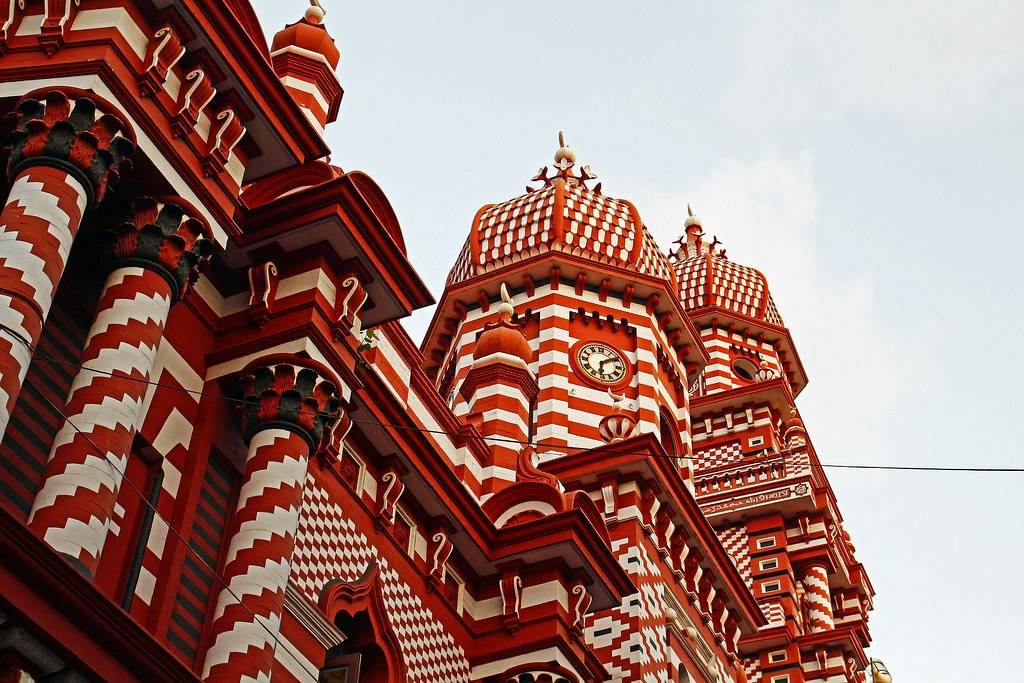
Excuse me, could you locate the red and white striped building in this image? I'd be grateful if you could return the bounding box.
[0,3,875,682]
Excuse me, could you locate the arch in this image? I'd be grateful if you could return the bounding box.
[318,562,407,682]
[659,407,683,458]
[348,170,406,255]
[499,662,581,683]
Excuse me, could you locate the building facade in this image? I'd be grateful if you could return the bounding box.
[0,2,873,682]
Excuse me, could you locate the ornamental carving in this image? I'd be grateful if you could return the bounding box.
[202,106,246,176]
[171,68,216,138]
[139,26,187,97]
[237,356,343,452]
[375,469,404,530]
[334,273,368,339]
[38,0,81,55]
[110,197,214,301]
[499,571,523,633]
[246,261,279,327]
[2,90,134,206]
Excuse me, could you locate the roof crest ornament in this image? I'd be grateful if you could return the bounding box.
[526,131,600,193]
[496,282,515,322]
[305,0,325,24]
[669,202,727,262]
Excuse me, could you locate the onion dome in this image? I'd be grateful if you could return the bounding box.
[473,284,532,367]
[446,133,676,287]
[782,409,807,448]
[270,4,343,131]
[672,206,784,326]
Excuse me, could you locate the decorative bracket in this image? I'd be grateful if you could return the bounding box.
[246,261,278,327]
[138,26,186,97]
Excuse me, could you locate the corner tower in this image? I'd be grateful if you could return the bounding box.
[424,134,708,491]
[424,137,769,682]
[673,211,875,683]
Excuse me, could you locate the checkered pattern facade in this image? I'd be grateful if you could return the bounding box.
[717,524,752,584]
[0,18,877,682]
[477,185,556,266]
[676,254,784,326]
[584,537,667,683]
[695,441,744,471]
[448,179,676,287]
[292,474,472,682]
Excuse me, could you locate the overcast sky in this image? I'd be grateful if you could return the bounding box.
[254,2,1024,680]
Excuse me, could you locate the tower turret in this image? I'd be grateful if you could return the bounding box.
[459,284,537,495]
[270,2,344,135]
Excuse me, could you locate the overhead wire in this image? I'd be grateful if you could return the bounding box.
[0,317,1017,678]
[1,322,1019,473]
[2,326,321,682]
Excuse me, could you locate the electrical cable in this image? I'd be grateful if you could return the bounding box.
[29,373,322,682]
[2,323,1018,473]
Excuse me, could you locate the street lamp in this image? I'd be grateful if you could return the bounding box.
[869,659,892,683]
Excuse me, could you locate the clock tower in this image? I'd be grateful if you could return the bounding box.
[423,134,706,483]
[422,136,772,682]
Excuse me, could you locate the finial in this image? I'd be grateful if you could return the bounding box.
[684,203,701,228]
[607,388,626,412]
[496,282,514,322]
[305,0,325,24]
[554,130,576,169]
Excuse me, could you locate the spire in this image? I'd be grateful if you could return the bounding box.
[670,203,726,261]
[553,131,576,170]
[472,283,532,367]
[528,132,599,191]
[270,1,344,134]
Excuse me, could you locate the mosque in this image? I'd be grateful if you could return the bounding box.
[0,2,883,681]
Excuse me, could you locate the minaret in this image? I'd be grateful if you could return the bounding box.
[459,284,537,496]
[270,2,344,135]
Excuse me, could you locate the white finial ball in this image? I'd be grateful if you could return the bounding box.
[305,5,325,24]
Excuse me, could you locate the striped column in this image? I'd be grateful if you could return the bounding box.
[0,166,87,440]
[27,198,210,576]
[460,288,537,494]
[202,360,341,682]
[802,563,834,633]
[0,89,133,444]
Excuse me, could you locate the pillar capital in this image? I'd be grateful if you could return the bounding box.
[109,196,214,301]
[3,89,135,208]
[237,355,343,453]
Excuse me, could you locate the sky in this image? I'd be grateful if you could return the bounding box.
[253,2,1024,680]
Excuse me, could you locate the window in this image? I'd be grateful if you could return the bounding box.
[770,676,790,683]
[769,650,787,663]
[759,558,779,571]
[761,580,781,593]
[757,537,777,549]
[732,357,758,381]
[444,565,466,615]
[747,436,765,448]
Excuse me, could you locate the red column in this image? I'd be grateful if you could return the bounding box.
[459,286,537,494]
[201,359,340,682]
[0,165,86,439]
[802,562,834,633]
[27,198,209,577]
[0,90,133,443]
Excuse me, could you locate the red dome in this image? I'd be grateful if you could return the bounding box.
[674,220,784,326]
[270,10,340,69]
[473,316,532,366]
[447,140,676,288]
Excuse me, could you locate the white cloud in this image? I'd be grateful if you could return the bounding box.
[638,151,938,457]
[728,0,1024,127]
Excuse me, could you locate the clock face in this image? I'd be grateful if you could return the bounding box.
[576,342,627,385]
